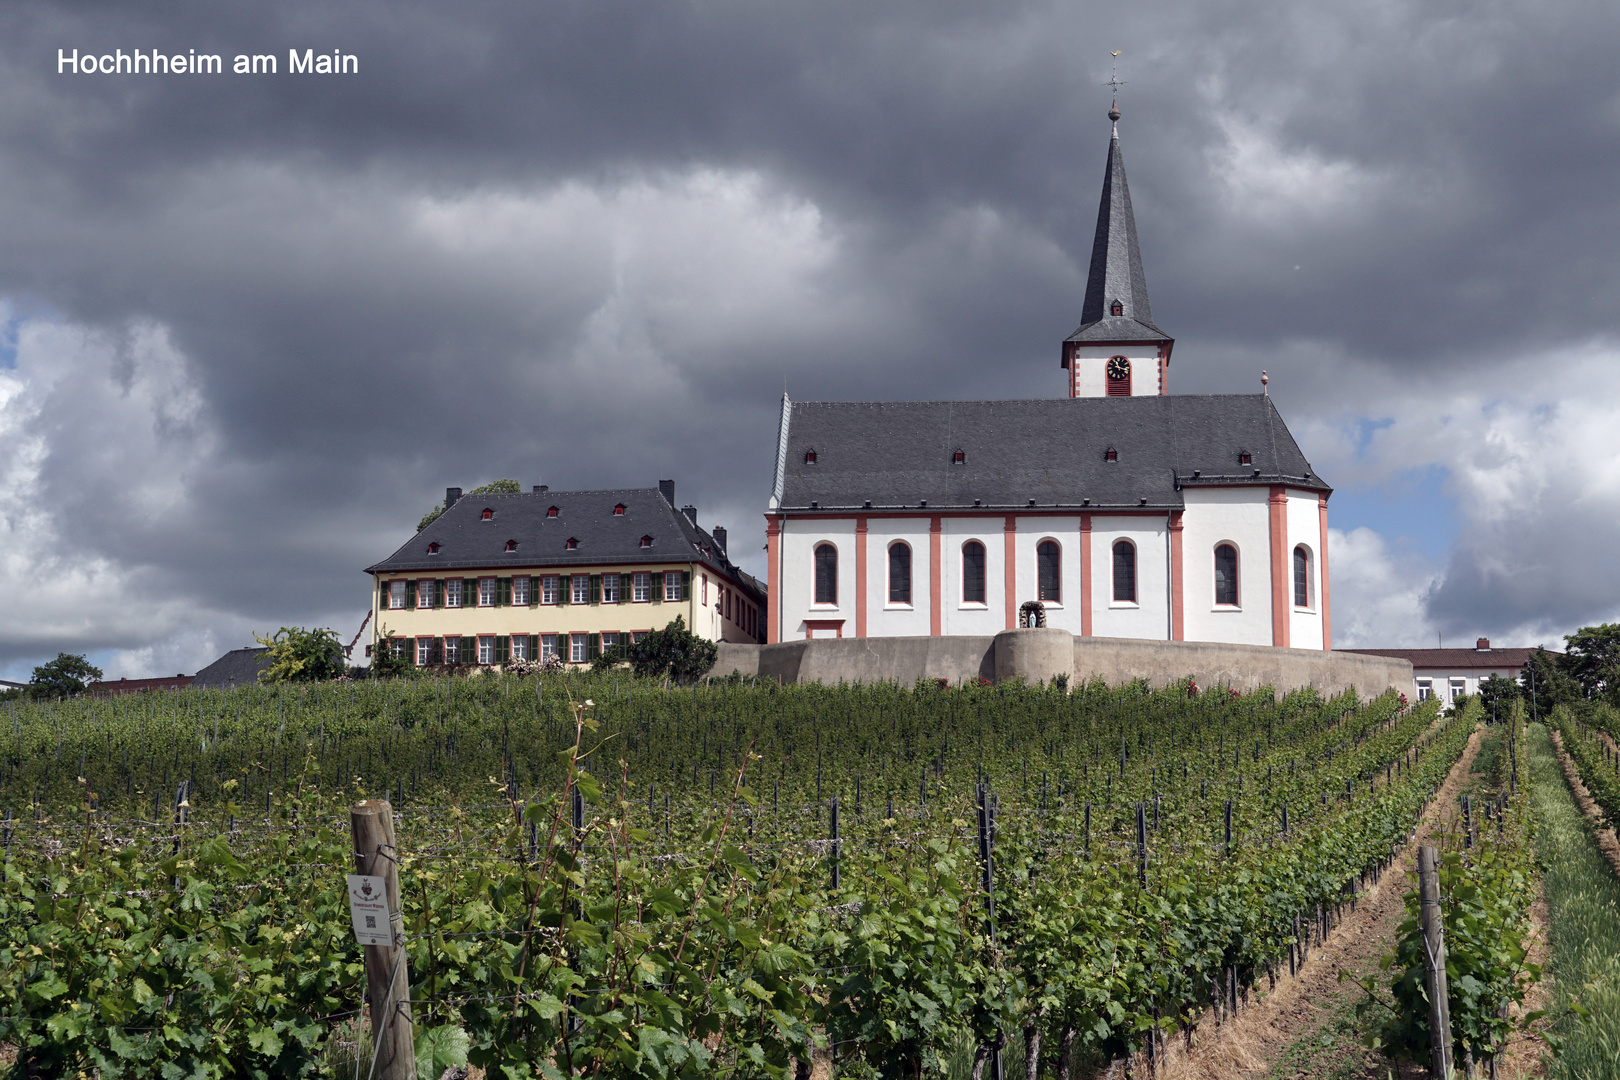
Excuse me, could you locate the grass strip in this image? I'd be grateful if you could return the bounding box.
[1528,721,1620,1078]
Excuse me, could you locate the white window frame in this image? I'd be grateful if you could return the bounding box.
[633,572,651,602]
[389,637,407,658]
[479,577,497,607]
[512,576,530,606]
[445,579,463,608]
[572,576,591,605]
[631,630,648,643]
[416,638,433,666]
[1416,679,1433,701]
[389,580,406,609]
[602,574,620,604]
[601,631,620,652]
[443,636,461,665]
[541,575,559,605]
[478,635,495,665]
[540,634,558,661]
[510,635,530,661]
[570,633,588,663]
[1449,678,1467,701]
[664,573,683,602]
[416,581,434,609]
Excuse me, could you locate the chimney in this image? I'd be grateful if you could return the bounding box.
[659,479,675,506]
[1476,637,1490,651]
[712,526,727,554]
[533,484,548,494]
[445,487,462,509]
[682,505,698,526]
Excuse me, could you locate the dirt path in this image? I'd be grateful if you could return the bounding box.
[1157,728,1486,1080]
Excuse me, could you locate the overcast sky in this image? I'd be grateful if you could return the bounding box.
[2,0,1617,680]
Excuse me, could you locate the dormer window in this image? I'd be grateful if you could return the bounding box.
[1111,300,1124,316]
[565,537,579,550]
[505,539,518,552]
[547,506,559,518]
[1104,447,1118,462]
[640,535,653,548]
[481,508,494,520]
[613,503,626,515]
[427,541,440,554]
[804,449,817,465]
[952,450,965,465]
[1238,451,1252,466]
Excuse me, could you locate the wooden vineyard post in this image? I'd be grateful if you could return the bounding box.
[1418,845,1452,1079]
[351,799,414,1080]
[1136,802,1147,885]
[976,785,1005,1080]
[829,796,841,891]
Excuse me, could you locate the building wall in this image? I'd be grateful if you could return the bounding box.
[1069,344,1164,397]
[1286,491,1326,651]
[371,561,763,660]
[941,518,1007,637]
[865,518,933,637]
[1179,487,1274,646]
[780,518,857,638]
[1413,666,1521,705]
[1089,515,1170,640]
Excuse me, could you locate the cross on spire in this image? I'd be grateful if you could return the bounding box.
[1105,52,1125,132]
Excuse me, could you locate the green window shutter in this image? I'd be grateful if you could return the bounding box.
[431,580,441,608]
[405,579,417,609]
[464,578,476,606]
[559,575,571,606]
[495,635,509,663]
[588,633,600,660]
[590,574,601,604]
[430,637,443,665]
[681,571,692,601]
[651,572,664,604]
[619,573,632,604]
[499,577,511,606]
[529,634,539,657]
[530,578,540,607]
[461,636,474,660]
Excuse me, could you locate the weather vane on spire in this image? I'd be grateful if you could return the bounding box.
[1106,51,1125,127]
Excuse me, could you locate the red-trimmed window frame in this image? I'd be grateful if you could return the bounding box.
[804,619,844,639]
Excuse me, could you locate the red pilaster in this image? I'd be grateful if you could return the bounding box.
[929,516,943,636]
[1269,487,1289,648]
[1318,492,1332,650]
[765,516,781,644]
[1079,513,1093,637]
[1003,515,1018,629]
[1169,510,1184,641]
[855,517,868,639]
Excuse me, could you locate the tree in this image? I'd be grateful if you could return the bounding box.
[418,479,522,531]
[593,616,718,683]
[370,627,413,679]
[254,627,346,683]
[27,653,103,699]
[1518,646,1580,718]
[1562,622,1620,698]
[1476,673,1519,720]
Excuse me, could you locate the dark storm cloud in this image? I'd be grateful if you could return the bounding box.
[0,0,1617,672]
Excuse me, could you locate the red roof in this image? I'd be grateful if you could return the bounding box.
[1337,648,1539,671]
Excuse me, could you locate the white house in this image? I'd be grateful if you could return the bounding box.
[763,106,1333,649]
[1340,639,1535,705]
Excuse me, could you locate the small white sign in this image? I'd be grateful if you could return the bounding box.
[347,874,392,947]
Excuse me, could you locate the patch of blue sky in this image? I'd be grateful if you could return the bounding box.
[1329,463,1456,561]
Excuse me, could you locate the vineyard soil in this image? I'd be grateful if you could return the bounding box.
[1550,729,1620,877]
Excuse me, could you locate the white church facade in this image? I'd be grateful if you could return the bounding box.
[764,106,1333,650]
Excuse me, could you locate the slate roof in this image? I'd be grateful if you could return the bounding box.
[771,395,1328,512]
[366,487,758,595]
[1066,120,1172,347]
[192,648,271,689]
[86,676,194,696]
[1338,648,1538,671]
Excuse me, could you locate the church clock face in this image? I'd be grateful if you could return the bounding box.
[1106,356,1131,381]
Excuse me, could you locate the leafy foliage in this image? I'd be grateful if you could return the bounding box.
[593,615,718,683]
[253,626,347,683]
[26,653,103,700]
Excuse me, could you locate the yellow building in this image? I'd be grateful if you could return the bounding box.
[366,481,765,667]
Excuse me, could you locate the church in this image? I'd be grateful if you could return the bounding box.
[764,104,1333,650]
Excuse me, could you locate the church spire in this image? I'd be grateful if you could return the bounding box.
[1062,102,1173,397]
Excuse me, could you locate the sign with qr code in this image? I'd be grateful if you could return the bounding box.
[346,874,392,946]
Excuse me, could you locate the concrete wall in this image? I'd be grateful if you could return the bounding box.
[708,632,1411,699]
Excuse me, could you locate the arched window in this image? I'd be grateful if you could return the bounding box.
[1215,544,1239,606]
[1293,545,1311,608]
[814,543,838,605]
[888,543,912,604]
[962,541,986,604]
[1037,540,1061,603]
[1112,540,1136,603]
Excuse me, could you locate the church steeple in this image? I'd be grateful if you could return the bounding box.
[1062,103,1174,397]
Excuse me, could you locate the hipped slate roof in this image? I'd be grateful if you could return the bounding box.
[770,394,1328,512]
[366,487,756,593]
[192,648,270,689]
[1338,648,1538,671]
[1066,121,1171,346]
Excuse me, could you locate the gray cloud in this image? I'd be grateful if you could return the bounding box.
[0,0,1617,674]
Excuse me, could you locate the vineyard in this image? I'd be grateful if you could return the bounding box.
[1,675,1482,1078]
